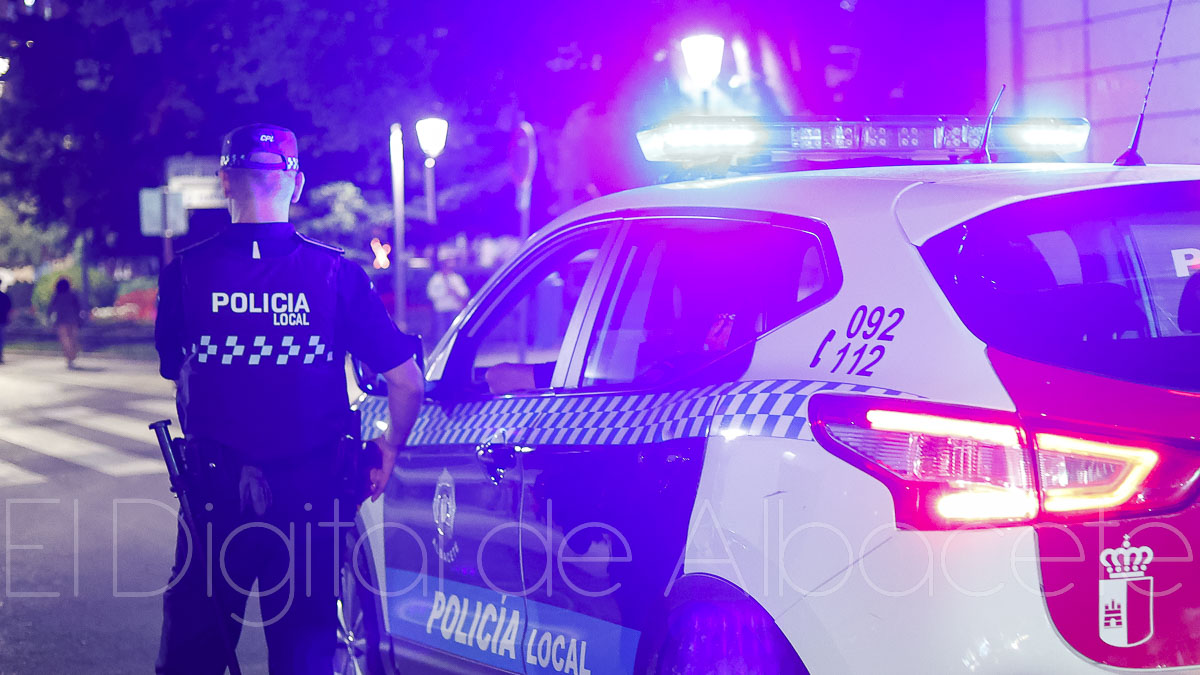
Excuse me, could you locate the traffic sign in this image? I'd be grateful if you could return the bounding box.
[139,188,187,237]
[167,175,225,210]
[165,155,220,180]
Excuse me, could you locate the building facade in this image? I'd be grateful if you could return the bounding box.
[987,0,1200,163]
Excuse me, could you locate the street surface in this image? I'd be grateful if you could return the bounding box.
[0,352,271,674]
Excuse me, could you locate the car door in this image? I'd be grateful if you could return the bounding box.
[382,220,618,673]
[512,211,839,674]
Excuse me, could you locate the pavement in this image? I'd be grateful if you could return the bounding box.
[0,352,272,674]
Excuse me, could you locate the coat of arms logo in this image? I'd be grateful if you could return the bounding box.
[1099,534,1155,647]
[433,469,459,563]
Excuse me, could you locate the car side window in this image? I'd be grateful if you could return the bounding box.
[439,227,607,397]
[582,217,832,387]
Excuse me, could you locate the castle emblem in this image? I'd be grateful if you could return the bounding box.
[432,469,459,563]
[1099,534,1155,647]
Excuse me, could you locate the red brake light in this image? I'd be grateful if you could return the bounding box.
[810,394,1200,530]
[1036,433,1158,514]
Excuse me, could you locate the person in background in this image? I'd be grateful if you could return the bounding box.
[426,256,470,339]
[0,285,10,363]
[47,277,82,369]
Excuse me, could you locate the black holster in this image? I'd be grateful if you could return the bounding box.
[179,438,242,513]
[334,410,382,508]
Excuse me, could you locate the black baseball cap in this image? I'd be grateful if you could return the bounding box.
[219,123,300,171]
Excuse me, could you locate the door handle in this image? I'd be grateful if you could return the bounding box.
[475,441,517,484]
[476,442,517,467]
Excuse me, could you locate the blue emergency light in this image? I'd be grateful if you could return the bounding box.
[637,116,1091,163]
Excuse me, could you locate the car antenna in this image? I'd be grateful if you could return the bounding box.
[964,84,1005,164]
[953,84,1005,288]
[1114,0,1174,167]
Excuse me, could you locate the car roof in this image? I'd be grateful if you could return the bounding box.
[536,163,1200,246]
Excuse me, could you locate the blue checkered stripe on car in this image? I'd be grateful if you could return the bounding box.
[409,396,549,446]
[354,394,390,440]
[396,379,905,447]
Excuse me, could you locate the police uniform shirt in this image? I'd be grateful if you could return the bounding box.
[155,222,417,462]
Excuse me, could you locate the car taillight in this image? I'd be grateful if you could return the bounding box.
[809,394,1200,530]
[1036,434,1158,514]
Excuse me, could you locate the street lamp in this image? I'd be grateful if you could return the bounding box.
[415,117,448,226]
[681,34,725,113]
[388,122,407,329]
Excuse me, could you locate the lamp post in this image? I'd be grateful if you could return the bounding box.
[388,123,407,329]
[681,34,725,113]
[415,117,448,227]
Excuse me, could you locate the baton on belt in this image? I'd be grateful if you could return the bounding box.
[150,420,244,675]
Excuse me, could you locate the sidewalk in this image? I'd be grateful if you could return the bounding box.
[5,339,158,362]
[0,350,174,404]
[1,348,370,404]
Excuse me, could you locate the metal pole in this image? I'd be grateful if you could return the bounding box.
[161,188,174,266]
[515,120,536,364]
[71,203,90,313]
[423,158,437,226]
[389,123,407,330]
[516,188,528,363]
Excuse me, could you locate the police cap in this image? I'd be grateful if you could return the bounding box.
[220,123,300,171]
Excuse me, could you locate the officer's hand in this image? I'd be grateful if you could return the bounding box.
[368,437,398,502]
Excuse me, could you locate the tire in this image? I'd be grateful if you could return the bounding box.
[333,535,388,675]
[643,597,809,675]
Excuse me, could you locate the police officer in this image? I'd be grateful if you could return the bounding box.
[153,123,424,674]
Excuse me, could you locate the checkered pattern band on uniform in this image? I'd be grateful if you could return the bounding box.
[219,155,300,170]
[191,335,335,366]
[355,379,909,447]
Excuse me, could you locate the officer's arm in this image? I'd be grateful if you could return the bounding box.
[369,356,424,501]
[154,259,186,381]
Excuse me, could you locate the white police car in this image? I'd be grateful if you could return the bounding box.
[337,116,1200,674]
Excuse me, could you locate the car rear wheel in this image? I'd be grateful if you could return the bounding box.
[334,537,386,675]
[643,596,808,675]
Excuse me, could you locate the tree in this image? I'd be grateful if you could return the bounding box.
[294,181,390,265]
[0,0,985,263]
[0,197,67,266]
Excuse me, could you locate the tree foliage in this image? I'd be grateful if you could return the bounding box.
[0,0,487,256]
[0,197,67,266]
[294,181,391,264]
[0,0,985,262]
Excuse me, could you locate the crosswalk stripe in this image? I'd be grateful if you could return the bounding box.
[0,419,163,477]
[0,459,47,488]
[125,399,178,420]
[42,407,161,446]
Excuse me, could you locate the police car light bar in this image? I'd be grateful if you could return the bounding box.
[637,116,1091,163]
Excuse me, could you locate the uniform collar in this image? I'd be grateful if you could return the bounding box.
[221,222,298,259]
[224,222,296,239]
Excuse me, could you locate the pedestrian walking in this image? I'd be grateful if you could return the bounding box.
[153,123,425,674]
[46,277,82,368]
[426,256,469,339]
[0,285,10,363]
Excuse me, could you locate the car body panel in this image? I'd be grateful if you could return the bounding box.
[375,402,531,672]
[356,163,1200,674]
[990,350,1200,669]
[516,389,707,675]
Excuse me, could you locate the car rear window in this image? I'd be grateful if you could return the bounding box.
[921,181,1200,392]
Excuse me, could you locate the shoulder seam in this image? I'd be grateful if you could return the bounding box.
[174,233,223,256]
[295,232,345,254]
